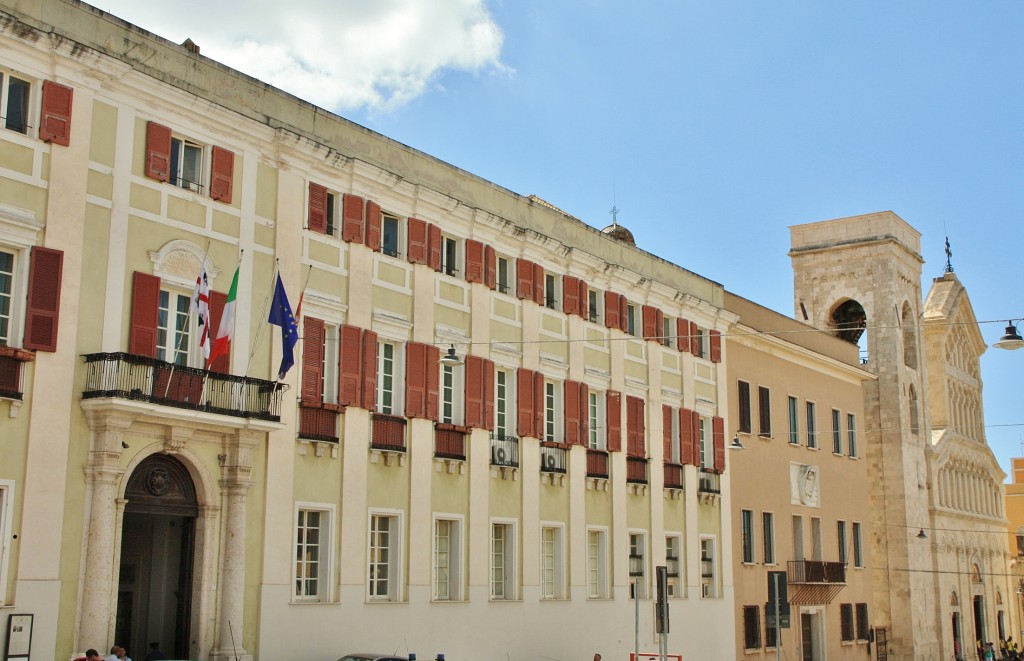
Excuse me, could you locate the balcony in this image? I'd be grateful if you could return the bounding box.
[371,413,407,452]
[82,352,284,421]
[787,560,847,604]
[698,469,721,495]
[0,347,33,401]
[586,448,609,479]
[298,401,339,443]
[434,423,467,461]
[490,433,519,468]
[626,456,648,485]
[663,463,684,490]
[540,443,567,474]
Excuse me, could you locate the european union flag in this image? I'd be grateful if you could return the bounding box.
[268,274,299,380]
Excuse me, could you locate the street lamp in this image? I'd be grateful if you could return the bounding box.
[993,321,1024,351]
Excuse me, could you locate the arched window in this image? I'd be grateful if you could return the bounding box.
[902,302,918,369]
[831,299,868,363]
[909,384,920,435]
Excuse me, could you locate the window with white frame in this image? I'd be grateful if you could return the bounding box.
[837,520,848,566]
[788,396,799,445]
[668,406,681,463]
[741,509,755,564]
[496,256,512,295]
[320,323,339,405]
[381,214,402,258]
[700,536,717,598]
[294,505,333,602]
[368,512,401,601]
[665,535,682,598]
[806,401,817,448]
[629,531,648,599]
[852,521,863,568]
[587,288,602,324]
[441,363,463,425]
[694,327,708,358]
[832,408,842,454]
[762,512,776,564]
[1,70,30,135]
[0,480,13,606]
[491,521,516,600]
[0,249,17,345]
[540,525,565,599]
[847,413,858,458]
[169,135,204,193]
[543,272,558,309]
[588,390,606,450]
[157,288,196,366]
[377,341,401,415]
[698,415,712,469]
[495,369,512,437]
[433,517,463,601]
[588,529,609,599]
[544,380,562,443]
[626,303,637,336]
[441,235,460,277]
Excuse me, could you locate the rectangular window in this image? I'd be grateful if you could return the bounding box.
[788,396,799,444]
[321,324,339,405]
[496,369,509,436]
[588,529,609,599]
[587,289,601,323]
[806,401,817,448]
[662,316,674,348]
[738,381,751,434]
[496,256,512,295]
[324,191,338,236]
[665,535,681,598]
[295,507,331,601]
[1,72,30,134]
[832,409,842,454]
[544,272,558,309]
[378,342,396,414]
[741,510,755,564]
[847,413,858,457]
[792,515,804,561]
[855,603,870,640]
[368,512,401,601]
[381,214,401,257]
[433,517,462,601]
[837,520,848,566]
[744,605,762,649]
[811,517,823,561]
[758,386,771,436]
[629,532,648,599]
[852,522,863,568]
[700,536,716,598]
[626,304,637,336]
[491,521,516,600]
[694,327,707,358]
[441,363,463,425]
[840,603,855,642]
[698,416,711,469]
[441,235,460,277]
[540,525,565,599]
[544,380,562,443]
[588,390,605,450]
[762,512,775,564]
[157,289,193,366]
[0,249,14,345]
[169,136,204,192]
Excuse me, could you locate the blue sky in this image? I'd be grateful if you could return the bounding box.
[92,0,1024,476]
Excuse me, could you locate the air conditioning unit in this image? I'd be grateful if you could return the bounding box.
[544,453,558,470]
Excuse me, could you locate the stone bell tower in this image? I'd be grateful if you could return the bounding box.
[789,211,939,658]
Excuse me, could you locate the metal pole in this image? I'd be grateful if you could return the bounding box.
[774,572,781,661]
[634,579,639,661]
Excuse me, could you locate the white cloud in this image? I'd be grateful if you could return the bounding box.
[89,0,507,112]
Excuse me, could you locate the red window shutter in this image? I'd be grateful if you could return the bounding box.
[341,194,365,244]
[690,321,700,356]
[144,121,172,182]
[562,275,579,316]
[307,183,327,234]
[626,396,646,457]
[578,280,589,319]
[465,239,485,284]
[619,297,629,333]
[338,324,363,406]
[604,291,620,330]
[691,410,702,465]
[533,371,545,438]
[360,330,378,411]
[425,344,440,421]
[564,379,580,445]
[207,290,229,373]
[301,317,325,402]
[532,263,545,305]
[365,201,382,251]
[713,416,726,473]
[606,391,622,452]
[663,405,674,461]
[676,318,690,353]
[710,329,722,363]
[517,368,535,438]
[464,355,484,428]
[483,245,496,290]
[427,223,442,272]
[516,258,534,300]
[405,342,426,418]
[129,271,160,357]
[23,246,64,352]
[679,408,695,466]
[642,305,658,341]
[39,80,73,146]
[407,217,428,264]
[209,146,234,203]
[579,382,590,443]
[482,359,496,430]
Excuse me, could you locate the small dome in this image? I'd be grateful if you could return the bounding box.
[601,222,636,246]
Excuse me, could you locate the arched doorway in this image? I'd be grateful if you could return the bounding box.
[116,454,198,660]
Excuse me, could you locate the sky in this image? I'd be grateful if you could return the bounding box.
[90,0,1024,478]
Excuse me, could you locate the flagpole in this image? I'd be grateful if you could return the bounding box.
[246,257,284,375]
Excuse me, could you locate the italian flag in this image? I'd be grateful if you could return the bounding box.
[207,266,238,370]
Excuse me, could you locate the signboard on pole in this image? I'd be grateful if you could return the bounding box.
[766,570,791,628]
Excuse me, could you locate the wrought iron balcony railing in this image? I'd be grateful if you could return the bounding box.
[298,401,339,443]
[787,560,846,584]
[435,423,467,460]
[0,348,33,400]
[490,433,519,468]
[540,443,567,474]
[82,352,284,421]
[698,469,721,494]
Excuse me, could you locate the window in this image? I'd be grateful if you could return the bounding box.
[741,510,755,563]
[169,136,204,192]
[832,409,842,454]
[806,401,817,448]
[847,413,858,457]
[765,608,779,648]
[441,235,460,277]
[629,532,648,599]
[626,303,637,336]
[758,386,771,436]
[1,71,30,134]
[544,380,562,443]
[544,272,558,309]
[368,512,401,601]
[157,289,194,366]
[838,520,848,566]
[788,396,799,444]
[381,214,401,258]
[811,517,822,560]
[852,522,863,568]
[662,316,674,348]
[700,537,716,598]
[698,416,711,469]
[496,256,512,295]
[744,605,762,649]
[295,506,332,602]
[588,529,609,599]
[694,327,707,358]
[440,363,463,425]
[495,369,511,437]
[737,381,751,434]
[588,390,606,450]
[0,480,13,606]
[433,517,462,601]
[540,525,565,599]
[665,535,681,598]
[762,512,775,564]
[377,341,398,414]
[840,603,855,642]
[587,289,601,323]
[0,249,15,345]
[320,324,339,405]
[792,515,804,561]
[491,521,516,600]
[855,603,870,640]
